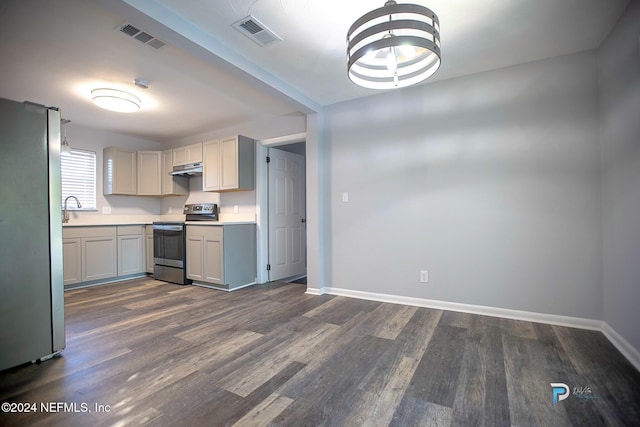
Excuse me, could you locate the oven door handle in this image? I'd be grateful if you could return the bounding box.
[153,225,184,231]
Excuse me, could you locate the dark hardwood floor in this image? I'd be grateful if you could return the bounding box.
[1,278,638,426]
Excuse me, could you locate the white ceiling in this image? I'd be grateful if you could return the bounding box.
[0,0,628,142]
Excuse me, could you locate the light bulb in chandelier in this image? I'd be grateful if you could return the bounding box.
[397,44,416,59]
[386,47,398,72]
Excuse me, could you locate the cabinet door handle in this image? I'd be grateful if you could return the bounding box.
[301,218,306,223]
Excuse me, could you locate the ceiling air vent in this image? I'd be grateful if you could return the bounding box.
[117,22,166,50]
[232,15,282,47]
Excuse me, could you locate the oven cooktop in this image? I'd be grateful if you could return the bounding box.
[184,203,218,221]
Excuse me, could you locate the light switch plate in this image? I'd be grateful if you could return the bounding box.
[420,270,429,283]
[342,192,349,203]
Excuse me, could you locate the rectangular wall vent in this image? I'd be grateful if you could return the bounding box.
[232,15,282,47]
[116,22,166,50]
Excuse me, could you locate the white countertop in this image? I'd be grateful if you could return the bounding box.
[64,221,256,227]
[185,221,255,226]
[62,223,151,227]
[62,213,255,227]
[62,216,157,227]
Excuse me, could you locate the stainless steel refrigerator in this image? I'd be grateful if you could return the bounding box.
[0,97,65,371]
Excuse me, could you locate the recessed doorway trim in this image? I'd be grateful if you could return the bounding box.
[256,132,307,284]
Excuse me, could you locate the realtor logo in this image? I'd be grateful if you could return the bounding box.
[550,383,570,405]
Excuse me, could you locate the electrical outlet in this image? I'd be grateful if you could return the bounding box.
[168,207,173,214]
[102,206,111,214]
[420,270,429,283]
[233,205,239,214]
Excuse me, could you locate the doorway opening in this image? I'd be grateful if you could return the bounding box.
[256,135,307,284]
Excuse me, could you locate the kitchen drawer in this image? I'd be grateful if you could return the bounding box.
[117,225,144,236]
[63,226,116,239]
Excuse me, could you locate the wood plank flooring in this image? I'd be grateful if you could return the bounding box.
[1,278,639,426]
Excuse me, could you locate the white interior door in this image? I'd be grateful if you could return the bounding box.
[268,147,306,281]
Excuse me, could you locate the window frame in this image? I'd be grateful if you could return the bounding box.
[60,148,97,211]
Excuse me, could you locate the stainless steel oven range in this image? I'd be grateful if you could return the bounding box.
[152,221,190,285]
[184,203,218,221]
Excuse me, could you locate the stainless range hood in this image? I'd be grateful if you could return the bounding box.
[171,162,202,176]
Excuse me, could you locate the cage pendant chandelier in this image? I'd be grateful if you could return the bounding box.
[347,0,441,90]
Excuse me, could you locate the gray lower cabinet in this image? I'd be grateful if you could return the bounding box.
[117,225,145,276]
[83,234,117,282]
[77,227,117,282]
[63,225,147,287]
[186,229,220,283]
[62,237,82,286]
[146,225,154,274]
[186,224,256,290]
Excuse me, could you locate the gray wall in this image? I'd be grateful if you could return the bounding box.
[323,50,603,319]
[599,3,640,352]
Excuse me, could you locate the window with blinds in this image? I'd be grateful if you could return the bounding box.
[61,149,97,210]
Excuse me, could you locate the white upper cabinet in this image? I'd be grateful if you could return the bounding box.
[105,148,188,197]
[162,149,188,196]
[137,151,162,196]
[202,135,254,192]
[202,139,221,191]
[173,142,203,166]
[104,147,137,195]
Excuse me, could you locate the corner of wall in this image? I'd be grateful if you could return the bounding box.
[602,322,640,372]
[597,0,640,368]
[305,286,325,296]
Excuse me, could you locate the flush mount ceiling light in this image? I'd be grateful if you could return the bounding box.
[91,88,141,113]
[347,0,441,90]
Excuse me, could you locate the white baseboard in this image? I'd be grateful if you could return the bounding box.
[64,274,147,291]
[601,322,640,372]
[305,287,324,296]
[192,281,257,292]
[284,274,307,283]
[303,286,639,371]
[322,287,603,330]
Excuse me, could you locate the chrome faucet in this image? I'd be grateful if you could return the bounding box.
[63,196,81,223]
